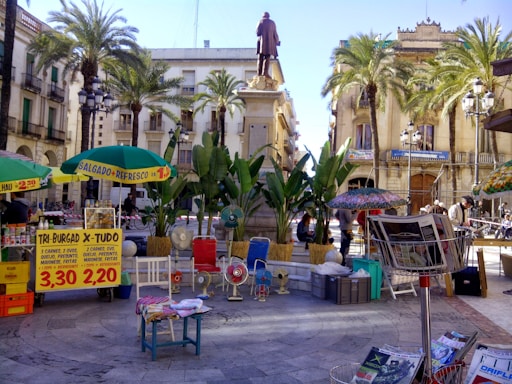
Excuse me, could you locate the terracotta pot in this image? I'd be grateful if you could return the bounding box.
[146,236,171,257]
[308,243,335,264]
[268,242,293,262]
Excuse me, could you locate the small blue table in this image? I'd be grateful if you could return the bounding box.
[140,312,204,361]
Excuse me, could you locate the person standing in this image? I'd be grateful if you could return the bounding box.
[336,209,358,260]
[256,12,280,78]
[448,195,474,227]
[123,192,136,230]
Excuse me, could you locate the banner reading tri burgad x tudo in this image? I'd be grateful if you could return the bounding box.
[35,229,122,292]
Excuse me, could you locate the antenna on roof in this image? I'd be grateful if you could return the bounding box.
[193,0,199,48]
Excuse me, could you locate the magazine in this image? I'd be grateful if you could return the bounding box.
[432,214,468,272]
[369,214,447,272]
[351,345,424,384]
[465,343,512,384]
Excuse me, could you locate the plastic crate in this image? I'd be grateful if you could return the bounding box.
[352,258,382,300]
[0,290,34,317]
[0,282,27,295]
[0,261,30,284]
[311,272,327,299]
[340,276,370,304]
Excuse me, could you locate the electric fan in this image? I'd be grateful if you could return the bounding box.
[195,271,212,300]
[220,205,244,291]
[224,260,249,301]
[274,268,290,295]
[254,269,273,302]
[170,227,193,293]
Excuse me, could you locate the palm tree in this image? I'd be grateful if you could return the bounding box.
[0,0,29,150]
[440,17,512,165]
[405,59,461,204]
[104,50,191,148]
[28,0,141,154]
[321,33,414,187]
[103,50,192,199]
[194,69,245,147]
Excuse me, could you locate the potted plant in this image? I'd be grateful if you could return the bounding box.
[304,138,358,264]
[262,154,311,261]
[220,147,267,258]
[143,128,189,256]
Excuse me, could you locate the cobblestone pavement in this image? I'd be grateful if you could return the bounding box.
[0,268,510,384]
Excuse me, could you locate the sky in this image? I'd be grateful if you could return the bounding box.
[24,0,512,160]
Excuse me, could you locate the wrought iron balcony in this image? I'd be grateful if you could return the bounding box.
[47,84,65,103]
[22,73,42,93]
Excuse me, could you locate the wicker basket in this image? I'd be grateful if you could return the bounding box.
[329,362,361,384]
[268,242,293,262]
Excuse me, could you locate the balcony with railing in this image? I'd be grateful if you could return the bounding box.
[180,85,195,96]
[18,121,42,138]
[46,128,66,143]
[113,120,132,132]
[144,120,166,132]
[22,73,42,93]
[350,96,370,111]
[47,84,65,103]
[0,61,16,81]
[205,121,218,132]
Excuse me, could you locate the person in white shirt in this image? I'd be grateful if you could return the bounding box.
[448,195,474,227]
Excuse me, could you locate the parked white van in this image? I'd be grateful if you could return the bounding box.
[110,187,153,211]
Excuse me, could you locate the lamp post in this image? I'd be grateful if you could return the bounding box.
[462,77,495,188]
[400,121,422,215]
[78,76,113,199]
[168,122,189,165]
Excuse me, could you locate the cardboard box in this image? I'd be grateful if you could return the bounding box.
[311,272,327,299]
[0,261,30,284]
[0,290,34,317]
[0,282,27,295]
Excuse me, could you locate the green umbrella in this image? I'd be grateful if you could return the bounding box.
[0,157,52,193]
[61,145,176,184]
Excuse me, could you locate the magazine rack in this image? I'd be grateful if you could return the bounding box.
[372,230,472,381]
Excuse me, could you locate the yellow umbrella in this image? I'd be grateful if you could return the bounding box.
[49,167,89,184]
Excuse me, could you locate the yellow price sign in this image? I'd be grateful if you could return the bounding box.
[35,229,122,292]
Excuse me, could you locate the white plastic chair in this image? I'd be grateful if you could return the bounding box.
[135,255,174,340]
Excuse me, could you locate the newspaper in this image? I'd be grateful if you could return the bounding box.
[351,345,424,384]
[465,343,512,384]
[368,214,447,272]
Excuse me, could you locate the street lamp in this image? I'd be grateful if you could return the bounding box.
[400,121,422,215]
[78,76,113,199]
[168,122,189,164]
[462,77,495,187]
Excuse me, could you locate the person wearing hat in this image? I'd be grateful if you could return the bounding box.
[448,195,474,227]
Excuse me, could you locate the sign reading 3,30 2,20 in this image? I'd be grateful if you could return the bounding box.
[37,267,118,291]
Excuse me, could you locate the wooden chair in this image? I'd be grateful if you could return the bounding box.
[135,255,174,340]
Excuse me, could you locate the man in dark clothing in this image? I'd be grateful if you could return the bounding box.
[2,191,29,224]
[256,12,280,78]
[123,192,136,229]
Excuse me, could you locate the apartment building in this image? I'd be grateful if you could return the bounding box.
[0,3,72,206]
[330,19,512,215]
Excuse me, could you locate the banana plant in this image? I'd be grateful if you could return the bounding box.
[221,146,268,241]
[141,127,189,237]
[262,153,311,244]
[305,138,359,244]
[186,131,229,235]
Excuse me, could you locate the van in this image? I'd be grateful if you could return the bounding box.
[110,187,153,212]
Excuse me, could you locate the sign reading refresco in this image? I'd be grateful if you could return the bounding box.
[35,229,122,292]
[77,159,171,183]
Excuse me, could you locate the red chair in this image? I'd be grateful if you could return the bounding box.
[191,235,223,292]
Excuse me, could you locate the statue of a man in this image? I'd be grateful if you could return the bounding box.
[256,12,280,78]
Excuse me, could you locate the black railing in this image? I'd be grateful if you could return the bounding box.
[47,83,65,102]
[22,73,42,93]
[46,128,66,142]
